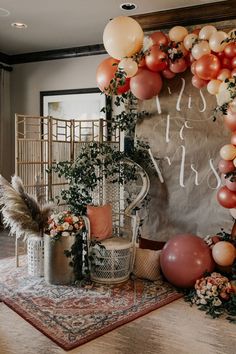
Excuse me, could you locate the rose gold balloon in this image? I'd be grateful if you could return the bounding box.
[130,68,163,100]
[199,25,217,40]
[145,46,168,72]
[183,33,198,51]
[191,61,197,75]
[192,75,208,89]
[195,54,221,80]
[169,26,188,42]
[207,79,221,95]
[103,16,144,60]
[160,234,215,288]
[150,31,169,48]
[217,68,231,81]
[218,159,235,173]
[224,108,236,131]
[192,41,211,60]
[209,31,228,52]
[221,57,232,70]
[231,68,236,77]
[212,241,235,266]
[162,68,176,79]
[169,58,187,73]
[220,144,236,160]
[217,186,236,208]
[224,43,236,58]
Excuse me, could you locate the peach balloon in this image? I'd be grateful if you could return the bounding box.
[191,41,211,60]
[183,33,198,51]
[209,31,228,52]
[118,58,138,78]
[207,79,221,95]
[217,68,231,81]
[169,26,188,42]
[103,16,144,60]
[224,108,236,131]
[199,25,217,40]
[219,144,236,160]
[212,241,235,266]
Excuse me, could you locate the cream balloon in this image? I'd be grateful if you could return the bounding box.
[103,16,144,60]
[118,58,138,78]
[217,68,231,81]
[216,90,232,106]
[199,25,217,40]
[220,144,236,160]
[209,31,228,52]
[169,26,188,42]
[212,241,235,266]
[191,41,211,60]
[207,79,221,95]
[183,33,198,51]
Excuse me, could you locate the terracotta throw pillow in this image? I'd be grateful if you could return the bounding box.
[87,204,113,240]
[133,247,161,281]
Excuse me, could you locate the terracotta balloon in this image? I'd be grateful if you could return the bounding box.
[226,177,236,192]
[207,79,221,95]
[192,75,208,89]
[224,108,236,131]
[218,159,235,173]
[162,68,176,79]
[221,57,232,70]
[212,241,235,266]
[103,16,144,60]
[130,69,163,100]
[145,46,168,72]
[96,57,119,92]
[169,26,188,42]
[150,31,169,48]
[224,43,236,58]
[219,144,236,160]
[169,58,187,73]
[191,41,211,60]
[199,25,217,40]
[183,33,198,51]
[217,186,236,208]
[209,31,228,52]
[160,234,215,288]
[195,54,221,80]
[217,68,231,81]
[118,58,138,78]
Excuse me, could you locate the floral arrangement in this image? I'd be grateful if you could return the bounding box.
[186,272,236,322]
[46,210,85,240]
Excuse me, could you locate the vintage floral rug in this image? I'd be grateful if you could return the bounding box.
[0,256,182,351]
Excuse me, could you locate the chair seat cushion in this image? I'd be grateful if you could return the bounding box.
[87,204,113,240]
[133,247,161,281]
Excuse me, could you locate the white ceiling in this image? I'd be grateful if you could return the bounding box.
[0,0,226,55]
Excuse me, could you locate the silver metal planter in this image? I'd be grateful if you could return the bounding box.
[44,234,75,285]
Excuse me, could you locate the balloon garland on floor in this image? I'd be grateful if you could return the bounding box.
[97,17,236,318]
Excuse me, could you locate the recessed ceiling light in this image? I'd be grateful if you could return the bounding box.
[120,3,137,11]
[11,22,28,29]
[0,8,10,17]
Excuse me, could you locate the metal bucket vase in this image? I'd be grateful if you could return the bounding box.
[27,234,44,277]
[44,234,75,285]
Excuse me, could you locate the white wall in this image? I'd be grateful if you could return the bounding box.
[11,54,107,115]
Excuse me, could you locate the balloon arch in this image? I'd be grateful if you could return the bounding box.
[96,16,236,219]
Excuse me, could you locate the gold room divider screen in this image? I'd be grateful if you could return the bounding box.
[15,114,120,202]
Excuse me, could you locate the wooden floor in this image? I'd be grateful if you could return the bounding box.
[0,230,236,354]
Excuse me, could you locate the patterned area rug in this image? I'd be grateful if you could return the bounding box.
[0,257,182,351]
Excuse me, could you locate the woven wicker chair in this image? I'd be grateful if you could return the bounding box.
[85,158,150,284]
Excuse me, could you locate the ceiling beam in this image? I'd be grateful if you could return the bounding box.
[0,51,11,65]
[3,0,236,65]
[132,0,236,31]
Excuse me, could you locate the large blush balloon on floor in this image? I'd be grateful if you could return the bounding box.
[160,234,215,288]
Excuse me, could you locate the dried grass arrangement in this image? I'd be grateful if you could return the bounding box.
[0,175,53,240]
